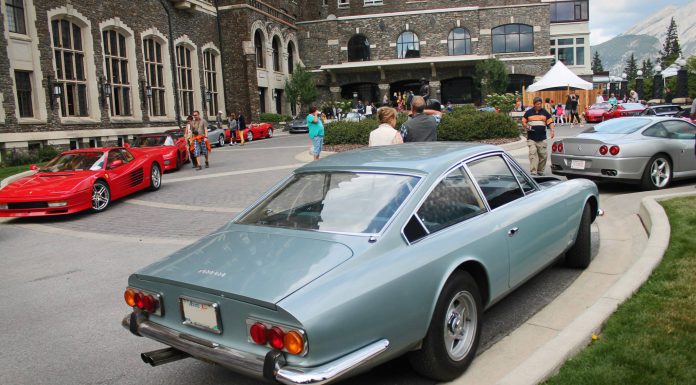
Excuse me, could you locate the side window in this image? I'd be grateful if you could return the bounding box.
[121,149,135,162]
[642,123,669,138]
[107,150,125,164]
[662,120,696,139]
[416,167,486,233]
[508,160,537,194]
[467,155,525,209]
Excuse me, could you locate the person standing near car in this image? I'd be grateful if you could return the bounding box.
[307,105,324,161]
[183,115,197,168]
[237,112,246,146]
[191,110,210,169]
[228,111,238,146]
[522,96,555,176]
[369,107,403,146]
[400,96,438,142]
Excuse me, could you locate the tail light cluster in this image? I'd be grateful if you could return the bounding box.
[551,141,564,153]
[599,145,620,156]
[247,320,307,355]
[124,287,163,316]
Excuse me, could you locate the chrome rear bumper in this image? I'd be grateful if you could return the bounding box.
[122,313,389,384]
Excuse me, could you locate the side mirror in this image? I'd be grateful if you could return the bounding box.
[124,143,131,148]
[108,160,124,169]
[30,164,39,171]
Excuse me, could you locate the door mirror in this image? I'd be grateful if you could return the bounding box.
[29,164,39,171]
[108,160,124,169]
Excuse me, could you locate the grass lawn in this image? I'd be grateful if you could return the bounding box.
[0,164,31,183]
[544,196,696,385]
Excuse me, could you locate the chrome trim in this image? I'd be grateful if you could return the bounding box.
[275,339,390,385]
[179,296,223,334]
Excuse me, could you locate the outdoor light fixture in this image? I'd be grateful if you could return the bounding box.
[621,73,627,80]
[352,91,358,98]
[654,64,662,73]
[206,90,212,102]
[676,56,687,68]
[99,77,112,107]
[637,70,643,77]
[47,76,62,110]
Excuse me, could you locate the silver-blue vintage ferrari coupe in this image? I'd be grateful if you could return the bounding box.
[122,143,599,384]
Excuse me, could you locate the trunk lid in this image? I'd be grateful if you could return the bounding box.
[561,134,628,156]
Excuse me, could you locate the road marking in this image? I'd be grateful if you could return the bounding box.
[125,199,243,213]
[13,223,196,245]
[216,145,309,152]
[164,163,304,184]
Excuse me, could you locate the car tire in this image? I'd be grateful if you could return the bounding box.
[267,128,273,138]
[247,131,253,142]
[218,135,225,148]
[565,203,592,268]
[150,163,162,191]
[640,154,672,190]
[408,271,482,381]
[91,180,111,212]
[175,153,182,170]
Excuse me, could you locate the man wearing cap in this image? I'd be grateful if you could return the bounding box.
[522,96,555,175]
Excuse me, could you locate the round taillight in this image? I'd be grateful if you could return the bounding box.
[599,145,608,155]
[268,327,285,350]
[134,292,144,309]
[124,288,136,307]
[141,295,154,313]
[284,331,304,355]
[558,143,564,153]
[609,145,620,156]
[552,143,558,152]
[250,323,267,345]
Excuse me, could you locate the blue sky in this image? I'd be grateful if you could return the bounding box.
[589,0,692,45]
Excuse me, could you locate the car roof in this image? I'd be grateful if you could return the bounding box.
[296,142,501,176]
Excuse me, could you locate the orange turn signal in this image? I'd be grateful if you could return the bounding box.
[284,330,304,355]
[124,288,136,307]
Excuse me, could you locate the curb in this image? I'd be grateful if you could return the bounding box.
[495,191,695,385]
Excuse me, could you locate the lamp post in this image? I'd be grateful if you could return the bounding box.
[620,72,628,100]
[653,64,663,100]
[635,70,644,102]
[675,56,688,99]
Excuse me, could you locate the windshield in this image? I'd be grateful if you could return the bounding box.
[238,172,420,234]
[587,118,650,134]
[41,152,106,172]
[134,136,169,146]
[589,103,611,110]
[620,103,644,110]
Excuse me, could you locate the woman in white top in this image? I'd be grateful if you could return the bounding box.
[369,107,404,146]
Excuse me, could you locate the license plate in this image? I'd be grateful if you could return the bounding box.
[180,297,222,334]
[570,160,586,170]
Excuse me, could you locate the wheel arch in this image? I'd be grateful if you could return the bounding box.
[451,260,490,308]
[586,195,598,222]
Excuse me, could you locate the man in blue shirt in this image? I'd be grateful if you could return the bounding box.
[307,105,325,160]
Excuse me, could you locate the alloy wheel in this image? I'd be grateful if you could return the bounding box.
[442,291,477,361]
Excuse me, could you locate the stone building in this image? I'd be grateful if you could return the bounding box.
[0,0,590,156]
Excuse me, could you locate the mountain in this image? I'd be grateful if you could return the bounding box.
[591,1,696,76]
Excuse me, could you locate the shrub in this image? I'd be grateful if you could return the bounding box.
[37,146,60,162]
[259,113,292,123]
[485,93,517,113]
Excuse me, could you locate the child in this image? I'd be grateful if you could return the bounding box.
[555,104,565,125]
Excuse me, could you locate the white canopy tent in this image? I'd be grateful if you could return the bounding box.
[526,61,593,91]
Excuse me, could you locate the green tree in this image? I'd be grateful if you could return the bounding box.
[591,51,604,73]
[641,59,654,79]
[624,53,638,81]
[284,65,318,112]
[659,17,682,67]
[474,58,509,98]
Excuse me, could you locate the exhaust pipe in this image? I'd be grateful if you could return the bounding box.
[141,347,190,367]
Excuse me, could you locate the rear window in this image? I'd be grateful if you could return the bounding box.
[588,118,650,134]
[620,103,644,110]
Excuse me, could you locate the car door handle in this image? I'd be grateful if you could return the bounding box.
[508,227,519,237]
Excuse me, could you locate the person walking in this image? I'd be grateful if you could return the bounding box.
[555,104,565,125]
[369,107,403,146]
[237,112,246,146]
[522,96,555,176]
[227,111,238,146]
[191,110,210,169]
[183,115,197,168]
[399,96,438,142]
[307,106,325,160]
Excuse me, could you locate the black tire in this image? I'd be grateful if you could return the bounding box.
[267,128,273,138]
[91,180,110,212]
[247,130,253,142]
[149,163,162,191]
[408,271,482,381]
[218,135,225,148]
[565,203,592,268]
[175,152,182,170]
[640,154,672,190]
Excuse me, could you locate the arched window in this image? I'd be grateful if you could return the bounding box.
[492,24,533,53]
[203,50,219,116]
[103,29,131,116]
[347,35,370,62]
[176,44,194,116]
[448,27,471,56]
[287,42,295,74]
[143,37,166,116]
[396,31,419,59]
[272,36,281,71]
[254,30,264,68]
[51,18,88,116]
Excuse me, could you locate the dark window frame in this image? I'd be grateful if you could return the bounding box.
[103,29,131,117]
[203,50,219,116]
[176,44,194,117]
[15,70,33,118]
[287,42,295,74]
[6,0,26,34]
[51,18,88,117]
[143,37,166,116]
[550,0,589,23]
[491,24,534,54]
[396,31,420,59]
[347,34,371,62]
[254,30,265,68]
[448,27,472,56]
[272,36,281,71]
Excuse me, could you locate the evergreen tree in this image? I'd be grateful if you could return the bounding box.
[659,17,682,67]
[474,58,509,96]
[641,59,654,79]
[624,53,638,81]
[591,51,604,73]
[284,65,318,112]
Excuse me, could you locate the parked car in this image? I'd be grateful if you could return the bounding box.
[289,117,309,133]
[584,102,612,123]
[601,102,645,121]
[207,123,230,147]
[122,143,599,384]
[550,117,696,190]
[0,148,163,217]
[130,133,188,171]
[233,122,274,143]
[639,104,684,117]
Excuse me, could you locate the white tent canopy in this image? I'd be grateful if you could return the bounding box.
[526,61,593,92]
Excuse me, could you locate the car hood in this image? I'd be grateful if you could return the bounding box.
[0,171,93,196]
[133,229,354,305]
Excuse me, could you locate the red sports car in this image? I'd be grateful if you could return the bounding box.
[0,147,164,217]
[584,102,612,123]
[131,133,189,171]
[233,122,274,143]
[601,103,646,121]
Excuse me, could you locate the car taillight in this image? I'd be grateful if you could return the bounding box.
[268,327,285,349]
[558,142,564,153]
[250,323,268,345]
[247,320,306,355]
[124,288,136,307]
[124,287,162,316]
[552,143,557,152]
[284,331,304,355]
[609,145,620,156]
[599,145,608,155]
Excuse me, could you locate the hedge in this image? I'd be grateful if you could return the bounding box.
[1,146,60,167]
[324,109,518,145]
[259,113,292,123]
